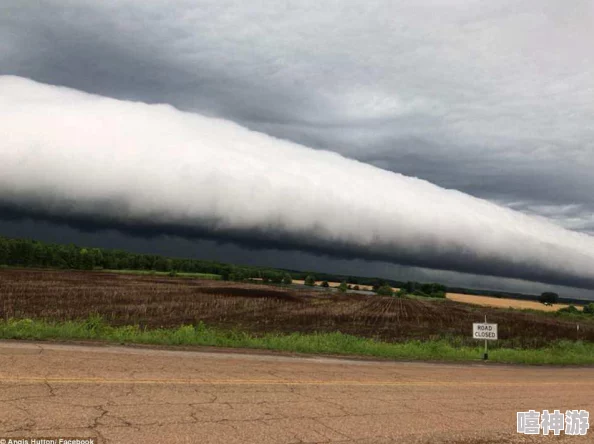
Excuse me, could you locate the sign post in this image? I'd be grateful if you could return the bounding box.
[472,316,498,360]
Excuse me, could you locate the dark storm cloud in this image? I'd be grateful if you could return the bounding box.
[3,200,594,290]
[2,218,593,301]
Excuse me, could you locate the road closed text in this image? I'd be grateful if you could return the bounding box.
[472,323,498,340]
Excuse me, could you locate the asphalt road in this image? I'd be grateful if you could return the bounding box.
[0,341,592,443]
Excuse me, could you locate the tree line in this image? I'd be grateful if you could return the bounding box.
[3,236,578,305]
[0,236,401,286]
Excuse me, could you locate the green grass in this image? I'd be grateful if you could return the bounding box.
[1,317,593,365]
[102,269,221,280]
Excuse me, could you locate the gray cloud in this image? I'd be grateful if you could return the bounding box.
[2,76,594,290]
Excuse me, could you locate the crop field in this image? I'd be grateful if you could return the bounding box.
[446,292,580,312]
[1,269,592,348]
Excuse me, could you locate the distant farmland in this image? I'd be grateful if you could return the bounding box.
[446,293,581,312]
[1,269,592,348]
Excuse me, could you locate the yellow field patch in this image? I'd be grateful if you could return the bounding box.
[446,293,579,312]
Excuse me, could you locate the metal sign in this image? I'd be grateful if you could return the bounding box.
[473,322,498,340]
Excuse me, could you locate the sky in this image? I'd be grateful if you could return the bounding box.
[1,0,593,299]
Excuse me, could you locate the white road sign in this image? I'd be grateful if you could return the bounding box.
[473,322,498,340]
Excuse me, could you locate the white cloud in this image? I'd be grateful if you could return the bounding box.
[2,76,594,288]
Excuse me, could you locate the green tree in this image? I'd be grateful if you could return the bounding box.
[270,272,283,284]
[0,241,8,265]
[539,292,559,304]
[282,273,292,285]
[230,271,245,282]
[79,249,94,270]
[338,281,347,293]
[583,303,594,315]
[89,248,103,269]
[304,275,316,286]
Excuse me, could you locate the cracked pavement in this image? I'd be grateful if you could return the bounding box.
[0,342,592,443]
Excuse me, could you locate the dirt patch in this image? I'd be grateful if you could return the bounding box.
[199,286,300,301]
[1,269,592,347]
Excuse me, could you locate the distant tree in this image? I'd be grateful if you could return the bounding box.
[404,281,417,293]
[338,281,348,293]
[420,283,447,294]
[270,273,283,284]
[230,271,245,282]
[539,292,559,304]
[282,273,292,285]
[304,275,316,286]
[321,281,330,288]
[219,270,230,281]
[79,248,94,270]
[583,303,594,315]
[0,242,8,265]
[372,279,383,292]
[155,256,172,272]
[376,285,394,297]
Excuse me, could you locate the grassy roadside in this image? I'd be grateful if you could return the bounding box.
[1,317,593,365]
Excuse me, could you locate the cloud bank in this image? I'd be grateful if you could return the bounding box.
[2,76,594,289]
[2,0,593,235]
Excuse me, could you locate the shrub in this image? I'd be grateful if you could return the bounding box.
[84,313,105,334]
[353,285,360,291]
[321,281,330,288]
[557,305,580,315]
[412,289,445,299]
[376,285,394,297]
[582,303,594,315]
[304,275,316,286]
[338,281,347,293]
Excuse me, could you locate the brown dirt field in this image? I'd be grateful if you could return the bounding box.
[447,293,581,312]
[1,269,592,347]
